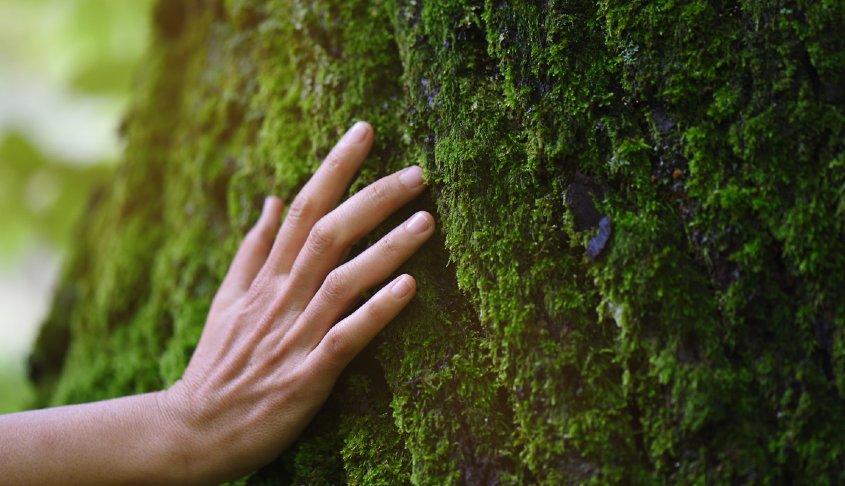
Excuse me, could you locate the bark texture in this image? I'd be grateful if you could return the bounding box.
[31,0,845,483]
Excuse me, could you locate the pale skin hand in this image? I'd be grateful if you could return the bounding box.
[0,121,434,485]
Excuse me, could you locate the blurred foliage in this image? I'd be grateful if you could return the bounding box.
[0,0,153,89]
[0,369,33,414]
[0,0,154,260]
[0,0,154,413]
[0,133,113,259]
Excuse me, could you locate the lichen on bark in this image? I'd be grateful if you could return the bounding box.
[31,0,845,484]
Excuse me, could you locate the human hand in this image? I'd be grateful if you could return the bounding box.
[160,121,433,483]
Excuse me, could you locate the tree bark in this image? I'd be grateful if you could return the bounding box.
[30,0,845,483]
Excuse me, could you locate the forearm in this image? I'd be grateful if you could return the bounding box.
[0,391,189,485]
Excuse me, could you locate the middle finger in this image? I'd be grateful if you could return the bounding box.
[260,121,373,278]
[284,164,427,307]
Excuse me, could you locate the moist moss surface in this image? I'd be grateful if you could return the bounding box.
[31,0,845,483]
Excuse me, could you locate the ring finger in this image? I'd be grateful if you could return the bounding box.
[289,210,435,348]
[285,165,426,305]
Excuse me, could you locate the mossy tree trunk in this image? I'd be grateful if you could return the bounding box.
[31,0,845,483]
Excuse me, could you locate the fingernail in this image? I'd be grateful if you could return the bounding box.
[406,212,431,234]
[391,276,413,298]
[343,121,370,144]
[399,166,424,188]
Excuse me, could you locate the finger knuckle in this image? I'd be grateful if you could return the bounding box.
[377,235,401,258]
[323,152,344,171]
[364,300,388,322]
[322,268,350,304]
[307,220,336,256]
[326,330,352,361]
[287,196,313,224]
[366,180,390,205]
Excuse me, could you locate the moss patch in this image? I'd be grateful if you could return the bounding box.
[32,0,845,483]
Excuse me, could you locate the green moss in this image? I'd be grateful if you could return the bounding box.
[32,0,845,483]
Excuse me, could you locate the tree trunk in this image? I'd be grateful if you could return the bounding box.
[30,0,845,483]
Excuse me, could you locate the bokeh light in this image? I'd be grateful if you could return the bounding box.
[0,0,153,412]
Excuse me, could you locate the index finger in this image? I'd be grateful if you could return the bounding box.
[261,121,373,277]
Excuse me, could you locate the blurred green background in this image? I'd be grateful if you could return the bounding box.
[0,0,153,412]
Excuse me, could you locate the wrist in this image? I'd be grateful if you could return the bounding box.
[153,386,203,484]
